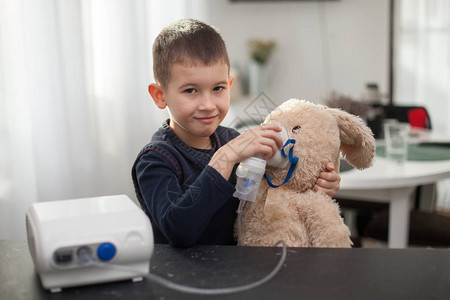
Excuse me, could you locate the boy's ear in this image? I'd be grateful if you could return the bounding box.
[229,76,233,88]
[148,83,166,109]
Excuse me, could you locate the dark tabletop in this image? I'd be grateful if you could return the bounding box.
[1,240,449,300]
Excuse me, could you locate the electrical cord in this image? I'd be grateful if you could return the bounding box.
[77,240,287,295]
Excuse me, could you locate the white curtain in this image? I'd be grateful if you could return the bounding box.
[0,0,208,240]
[394,0,450,210]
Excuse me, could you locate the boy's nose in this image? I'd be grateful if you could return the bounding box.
[198,94,215,110]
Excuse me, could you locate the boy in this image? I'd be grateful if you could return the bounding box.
[132,19,340,247]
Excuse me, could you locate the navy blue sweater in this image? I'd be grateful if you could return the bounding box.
[132,120,240,247]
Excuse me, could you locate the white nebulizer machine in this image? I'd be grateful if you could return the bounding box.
[26,195,287,295]
[26,195,153,293]
[233,125,296,213]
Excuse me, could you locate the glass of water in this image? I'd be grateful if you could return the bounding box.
[384,120,410,163]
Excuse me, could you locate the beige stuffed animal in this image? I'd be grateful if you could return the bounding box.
[235,99,375,248]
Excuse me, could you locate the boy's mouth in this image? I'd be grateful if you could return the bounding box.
[195,115,217,124]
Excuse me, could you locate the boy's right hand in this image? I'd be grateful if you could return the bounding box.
[208,124,283,180]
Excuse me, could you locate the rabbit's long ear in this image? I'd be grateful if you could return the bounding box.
[327,108,376,170]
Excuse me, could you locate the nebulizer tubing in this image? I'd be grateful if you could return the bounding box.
[77,241,287,295]
[236,198,247,215]
[236,199,248,244]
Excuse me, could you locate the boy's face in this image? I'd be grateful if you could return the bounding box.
[157,61,231,149]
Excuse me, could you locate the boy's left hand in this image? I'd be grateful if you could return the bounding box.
[314,162,341,197]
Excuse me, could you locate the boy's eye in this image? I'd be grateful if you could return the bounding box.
[184,88,196,94]
[213,86,224,92]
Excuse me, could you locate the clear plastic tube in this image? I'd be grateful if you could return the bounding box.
[78,240,287,295]
[236,199,247,214]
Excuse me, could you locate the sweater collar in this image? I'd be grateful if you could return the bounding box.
[161,119,219,159]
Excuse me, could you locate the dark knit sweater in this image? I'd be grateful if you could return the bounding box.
[131,120,240,247]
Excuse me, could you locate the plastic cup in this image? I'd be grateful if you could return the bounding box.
[384,121,409,163]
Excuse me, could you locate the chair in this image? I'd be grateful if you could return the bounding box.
[364,210,450,248]
[382,105,432,129]
[365,104,431,139]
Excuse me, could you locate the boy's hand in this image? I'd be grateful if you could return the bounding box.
[225,124,283,161]
[314,162,341,197]
[209,124,283,180]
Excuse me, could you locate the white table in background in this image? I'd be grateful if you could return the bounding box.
[337,157,450,248]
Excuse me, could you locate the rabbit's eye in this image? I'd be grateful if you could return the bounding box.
[292,125,301,134]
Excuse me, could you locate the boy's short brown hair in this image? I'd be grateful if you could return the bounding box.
[152,19,230,88]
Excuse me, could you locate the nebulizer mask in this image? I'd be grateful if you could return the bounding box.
[233,124,299,214]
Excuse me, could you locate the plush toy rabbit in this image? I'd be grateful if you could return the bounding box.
[235,99,376,248]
